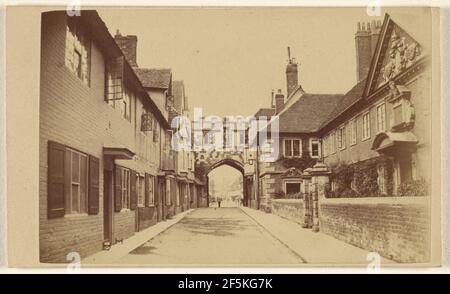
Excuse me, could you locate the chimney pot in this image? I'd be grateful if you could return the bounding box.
[285,48,299,98]
[275,90,285,114]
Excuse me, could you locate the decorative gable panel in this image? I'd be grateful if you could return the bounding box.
[364,14,424,98]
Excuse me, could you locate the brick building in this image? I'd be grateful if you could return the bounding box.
[247,13,432,262]
[39,10,202,263]
[251,14,430,202]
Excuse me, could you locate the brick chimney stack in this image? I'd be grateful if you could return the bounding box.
[355,20,381,82]
[275,89,285,114]
[114,29,138,67]
[286,46,299,98]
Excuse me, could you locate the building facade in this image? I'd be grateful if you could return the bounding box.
[39,10,203,263]
[250,14,430,204]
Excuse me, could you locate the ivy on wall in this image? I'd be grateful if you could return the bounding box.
[397,178,428,196]
[279,154,317,171]
[327,155,396,198]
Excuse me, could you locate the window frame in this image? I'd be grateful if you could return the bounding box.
[121,168,131,210]
[349,118,357,146]
[337,126,346,150]
[330,132,336,154]
[137,174,145,207]
[309,138,320,158]
[283,138,302,158]
[362,111,371,141]
[283,180,301,195]
[376,102,387,134]
[65,148,89,215]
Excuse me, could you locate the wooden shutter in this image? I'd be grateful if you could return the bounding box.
[130,170,137,210]
[144,173,150,207]
[88,155,100,214]
[114,166,122,212]
[47,141,66,218]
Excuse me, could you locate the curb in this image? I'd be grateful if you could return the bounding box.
[82,209,194,265]
[239,207,308,263]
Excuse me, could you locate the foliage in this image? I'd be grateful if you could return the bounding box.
[285,192,304,199]
[194,162,207,178]
[272,190,285,199]
[279,154,316,172]
[327,156,396,198]
[397,178,428,196]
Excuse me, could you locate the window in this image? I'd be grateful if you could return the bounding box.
[166,178,172,205]
[349,119,357,146]
[137,175,145,207]
[105,57,123,107]
[146,174,155,205]
[337,127,346,149]
[284,181,301,195]
[121,168,131,209]
[330,132,336,154]
[376,103,386,133]
[284,139,301,157]
[65,18,90,85]
[310,139,320,158]
[65,148,88,214]
[362,112,371,140]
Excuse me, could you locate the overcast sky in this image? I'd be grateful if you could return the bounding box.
[98,7,430,118]
[96,7,430,185]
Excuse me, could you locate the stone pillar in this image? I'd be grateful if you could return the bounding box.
[309,162,331,232]
[301,168,312,228]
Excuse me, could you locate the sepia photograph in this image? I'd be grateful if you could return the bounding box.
[3,4,442,269]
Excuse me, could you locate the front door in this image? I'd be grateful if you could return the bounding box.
[103,170,113,241]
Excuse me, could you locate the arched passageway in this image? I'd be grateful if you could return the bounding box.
[205,159,245,207]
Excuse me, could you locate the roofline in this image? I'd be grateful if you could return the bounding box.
[363,13,391,98]
[318,57,427,135]
[45,10,170,129]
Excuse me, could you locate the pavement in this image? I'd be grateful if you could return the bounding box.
[83,206,395,266]
[116,207,305,265]
[240,206,395,265]
[82,209,194,265]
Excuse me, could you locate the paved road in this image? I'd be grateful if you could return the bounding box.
[118,207,305,265]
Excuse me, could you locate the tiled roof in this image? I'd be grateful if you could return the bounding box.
[254,108,275,119]
[134,68,172,89]
[276,94,344,133]
[319,79,366,129]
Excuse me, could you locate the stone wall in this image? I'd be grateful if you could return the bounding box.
[319,196,430,263]
[270,199,304,225]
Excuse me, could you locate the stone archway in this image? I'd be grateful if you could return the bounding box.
[194,150,247,206]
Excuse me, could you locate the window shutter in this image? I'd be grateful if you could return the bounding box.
[130,170,137,210]
[145,173,150,206]
[88,155,100,215]
[114,166,122,212]
[48,141,66,218]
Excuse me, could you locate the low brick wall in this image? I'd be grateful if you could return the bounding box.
[319,196,430,263]
[270,199,304,225]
